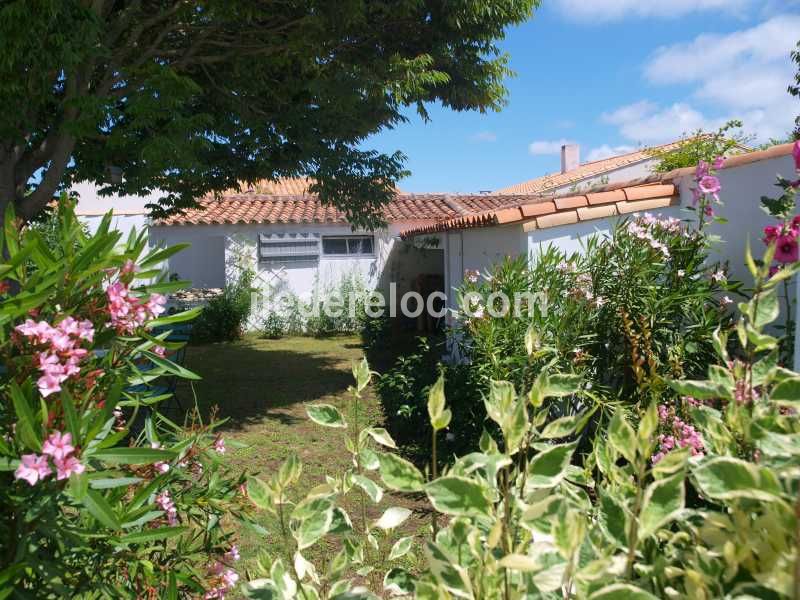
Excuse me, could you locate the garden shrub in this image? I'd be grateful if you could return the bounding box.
[192,268,255,343]
[243,234,800,599]
[0,200,250,598]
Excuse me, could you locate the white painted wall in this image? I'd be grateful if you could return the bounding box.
[527,205,685,259]
[695,153,795,289]
[72,181,155,242]
[149,219,444,303]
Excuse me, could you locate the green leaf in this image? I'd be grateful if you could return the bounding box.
[377,453,425,492]
[89,476,143,490]
[525,442,576,490]
[292,498,334,550]
[485,380,516,427]
[542,373,582,397]
[427,374,447,431]
[540,414,582,439]
[384,568,415,595]
[424,477,492,517]
[388,536,414,561]
[608,411,637,464]
[753,288,780,327]
[365,427,396,449]
[598,491,627,548]
[374,506,411,530]
[638,472,685,540]
[589,584,658,599]
[116,526,188,545]
[90,447,176,465]
[667,379,726,400]
[247,476,273,510]
[771,377,800,409]
[693,457,783,502]
[352,358,371,392]
[306,404,347,428]
[9,381,41,451]
[82,489,122,530]
[351,474,383,503]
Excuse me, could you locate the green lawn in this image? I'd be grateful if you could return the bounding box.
[174,334,427,590]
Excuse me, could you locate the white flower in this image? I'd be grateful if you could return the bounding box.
[720,296,733,306]
[711,269,726,283]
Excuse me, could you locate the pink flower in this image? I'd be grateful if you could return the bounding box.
[793,141,800,171]
[224,545,240,562]
[213,437,226,454]
[155,490,178,525]
[698,175,721,199]
[710,269,726,283]
[153,345,166,357]
[42,431,76,461]
[121,259,137,275]
[712,156,725,170]
[763,225,780,244]
[14,454,52,485]
[695,160,710,179]
[54,455,85,480]
[704,205,714,217]
[775,234,799,264]
[37,372,65,397]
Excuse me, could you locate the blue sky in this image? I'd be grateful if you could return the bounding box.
[367,0,800,193]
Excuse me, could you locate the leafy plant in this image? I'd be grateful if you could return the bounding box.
[648,120,748,173]
[0,199,250,597]
[192,268,255,343]
[244,236,800,599]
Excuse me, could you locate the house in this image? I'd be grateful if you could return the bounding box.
[492,141,684,195]
[148,178,535,320]
[400,143,797,355]
[72,180,153,237]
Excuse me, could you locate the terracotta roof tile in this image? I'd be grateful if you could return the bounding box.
[492,140,685,195]
[400,183,680,237]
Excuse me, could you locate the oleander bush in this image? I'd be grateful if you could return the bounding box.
[243,236,800,599]
[0,200,250,598]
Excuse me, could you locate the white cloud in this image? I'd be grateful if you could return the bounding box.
[645,17,800,85]
[586,144,637,162]
[602,102,710,143]
[528,139,575,155]
[552,0,753,22]
[471,131,497,143]
[602,16,800,144]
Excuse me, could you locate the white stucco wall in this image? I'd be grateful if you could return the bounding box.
[149,220,444,304]
[72,181,155,242]
[690,153,795,289]
[527,205,685,259]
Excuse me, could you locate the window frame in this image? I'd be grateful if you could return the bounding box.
[321,235,375,258]
[257,232,321,266]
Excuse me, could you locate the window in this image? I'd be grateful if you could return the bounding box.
[258,233,320,265]
[322,235,374,256]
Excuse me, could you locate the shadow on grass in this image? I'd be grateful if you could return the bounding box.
[173,337,355,432]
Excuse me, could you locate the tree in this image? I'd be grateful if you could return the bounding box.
[789,39,800,140]
[0,1,536,229]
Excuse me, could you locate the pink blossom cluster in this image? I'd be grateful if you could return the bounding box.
[213,437,226,454]
[155,490,178,525]
[691,157,724,216]
[651,404,704,464]
[626,216,671,259]
[763,215,800,266]
[14,431,85,485]
[107,281,166,334]
[204,547,240,599]
[15,316,95,397]
[464,269,480,284]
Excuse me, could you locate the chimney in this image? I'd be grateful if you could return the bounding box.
[560,144,580,174]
